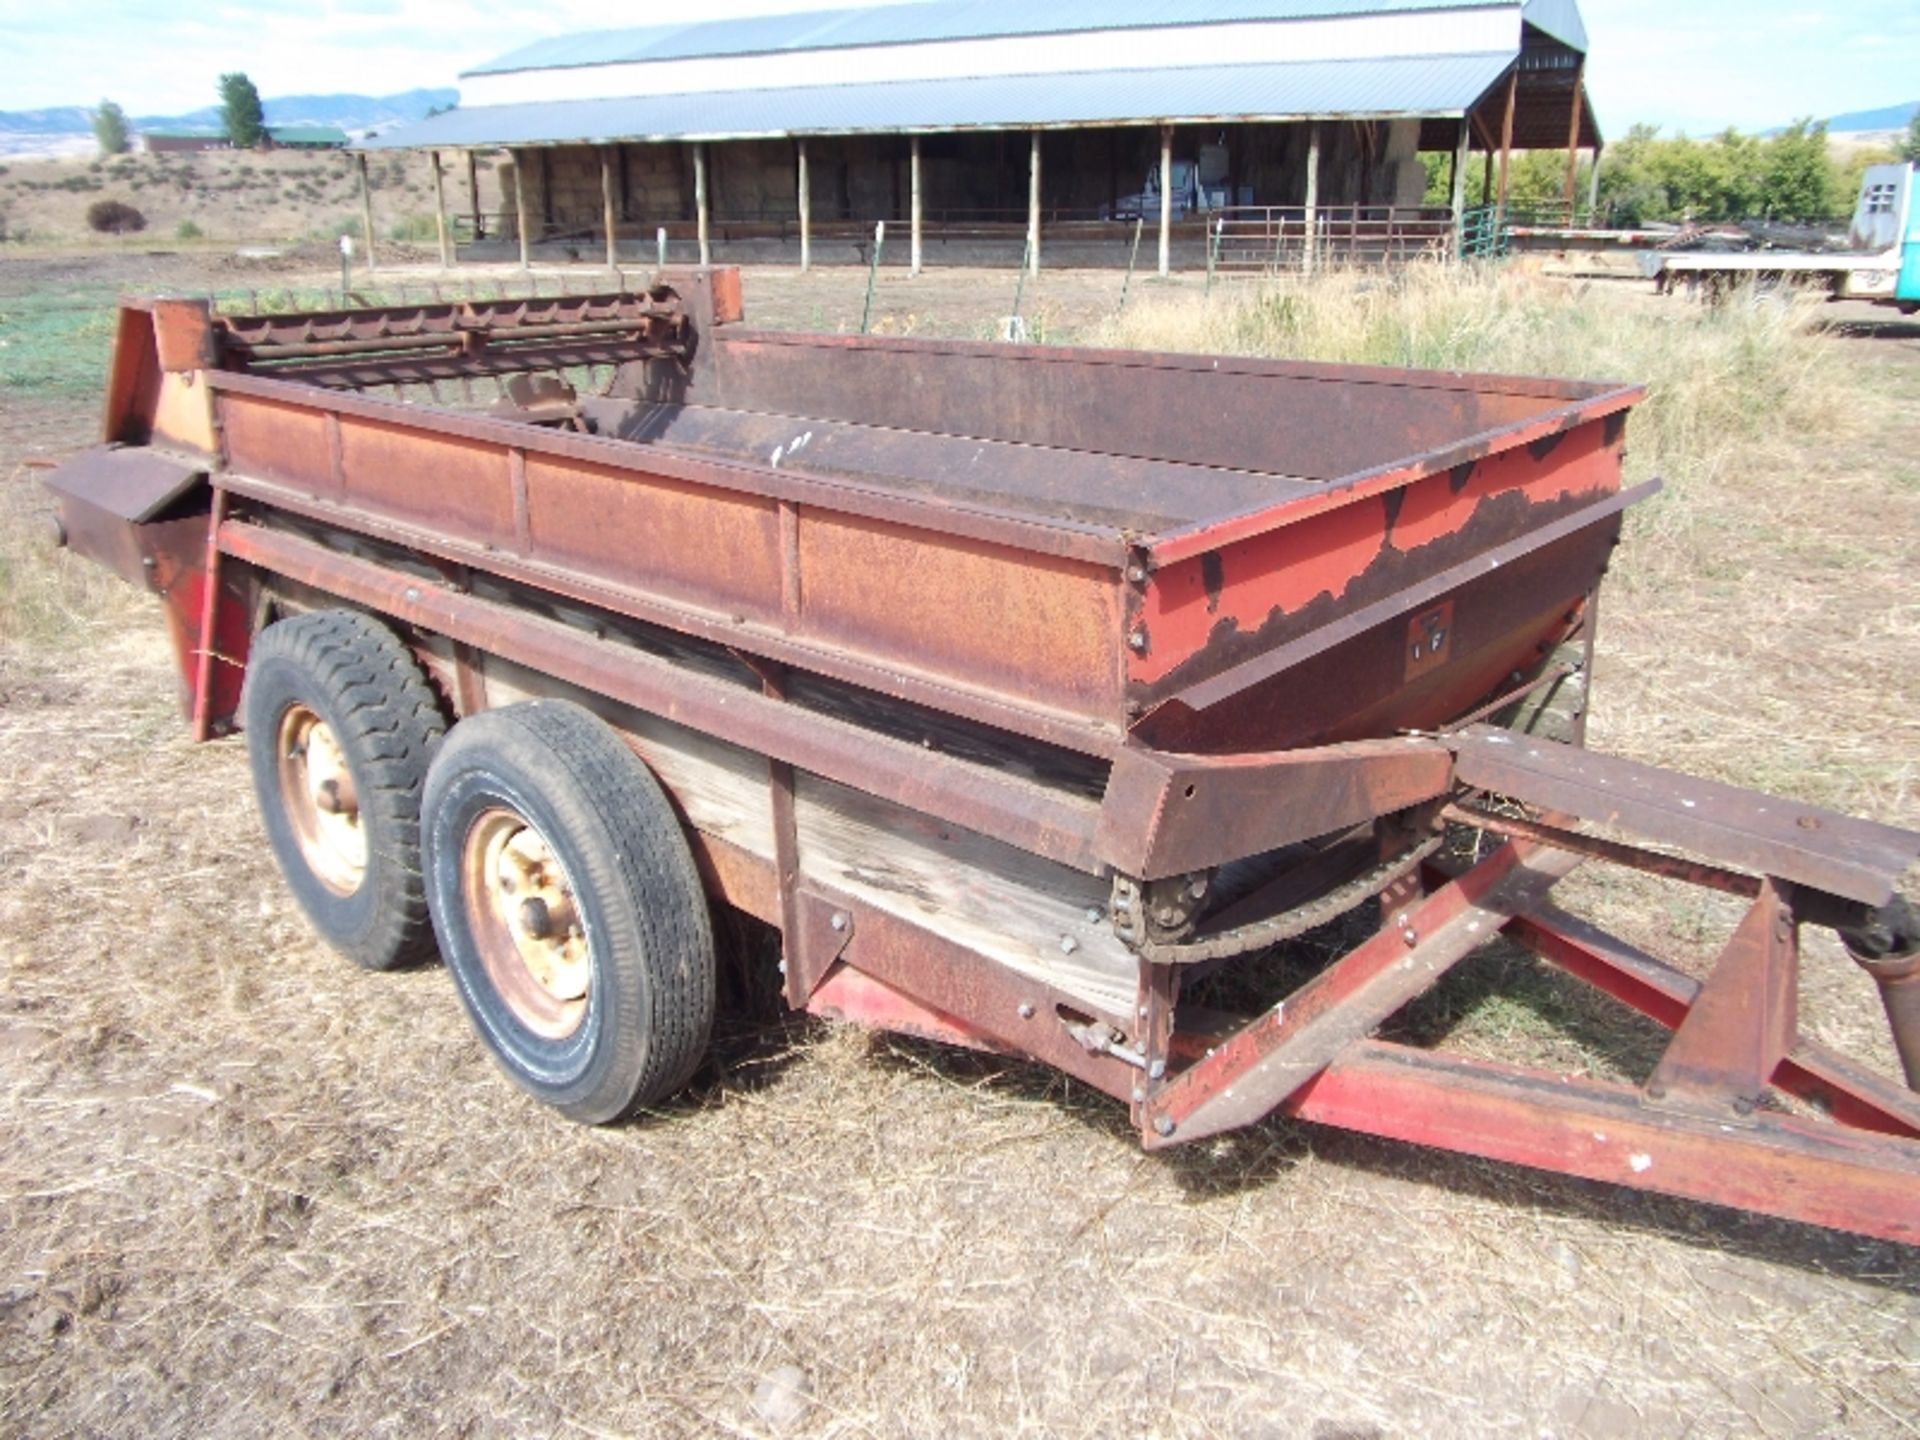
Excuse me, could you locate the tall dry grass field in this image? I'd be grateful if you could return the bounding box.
[2,255,1916,1439]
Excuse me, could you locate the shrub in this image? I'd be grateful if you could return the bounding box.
[86,198,147,234]
[175,219,204,241]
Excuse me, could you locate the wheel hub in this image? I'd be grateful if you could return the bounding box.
[276,705,368,896]
[464,809,590,1038]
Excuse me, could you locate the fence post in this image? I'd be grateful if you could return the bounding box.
[910,135,923,277]
[860,221,885,334]
[797,139,811,272]
[1450,118,1469,261]
[1158,124,1174,277]
[356,152,378,274]
[1028,131,1042,276]
[1119,216,1143,310]
[1303,123,1320,276]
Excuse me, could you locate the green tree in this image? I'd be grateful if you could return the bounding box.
[1901,111,1920,164]
[220,72,265,148]
[92,99,130,157]
[1759,119,1834,221]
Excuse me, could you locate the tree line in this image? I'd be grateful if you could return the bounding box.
[1431,115,1917,225]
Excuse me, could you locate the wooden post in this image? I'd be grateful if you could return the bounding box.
[355,152,377,273]
[1158,124,1174,277]
[1588,142,1604,217]
[1562,61,1585,216]
[1496,67,1518,219]
[601,145,619,269]
[1028,130,1042,275]
[797,139,811,272]
[1450,117,1469,258]
[909,134,923,276]
[466,149,482,241]
[430,149,452,268]
[693,143,711,266]
[512,149,531,270]
[1303,122,1320,275]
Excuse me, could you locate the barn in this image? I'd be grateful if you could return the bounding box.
[360,0,1599,272]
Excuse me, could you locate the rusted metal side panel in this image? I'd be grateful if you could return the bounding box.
[220,394,336,496]
[796,511,1124,720]
[217,385,1129,733]
[1095,737,1455,880]
[337,418,518,549]
[523,452,786,625]
[698,331,1618,481]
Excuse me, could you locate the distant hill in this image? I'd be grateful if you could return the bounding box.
[1822,100,1917,134]
[0,106,97,135]
[0,88,458,140]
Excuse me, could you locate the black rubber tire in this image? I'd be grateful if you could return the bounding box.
[421,700,716,1123]
[242,609,447,971]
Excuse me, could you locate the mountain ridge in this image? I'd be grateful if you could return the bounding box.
[0,88,458,138]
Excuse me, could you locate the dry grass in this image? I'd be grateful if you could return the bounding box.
[2,256,1918,1439]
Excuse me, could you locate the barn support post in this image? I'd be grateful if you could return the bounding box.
[1563,61,1585,215]
[1158,124,1174,277]
[465,149,482,242]
[355,152,377,273]
[1028,130,1042,276]
[1496,66,1518,223]
[1450,117,1470,259]
[601,146,620,270]
[511,149,532,270]
[909,135,923,276]
[797,139,811,272]
[430,149,452,269]
[694,143,711,266]
[1303,122,1320,276]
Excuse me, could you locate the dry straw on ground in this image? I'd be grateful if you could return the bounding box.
[1,256,1916,1438]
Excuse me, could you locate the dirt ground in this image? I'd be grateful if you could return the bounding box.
[2,252,1918,1439]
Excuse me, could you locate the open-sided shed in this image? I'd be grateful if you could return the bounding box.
[359,0,1600,272]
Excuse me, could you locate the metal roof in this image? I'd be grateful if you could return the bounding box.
[466,0,1544,77]
[365,51,1513,150]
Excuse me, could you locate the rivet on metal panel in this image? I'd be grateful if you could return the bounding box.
[1085,907,1104,924]
[1153,1115,1176,1138]
[1126,564,1148,584]
[1148,1058,1167,1081]
[1060,936,1079,955]
[1017,1002,1035,1019]
[830,912,848,932]
[1127,629,1148,652]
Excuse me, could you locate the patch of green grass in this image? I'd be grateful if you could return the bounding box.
[0,291,120,397]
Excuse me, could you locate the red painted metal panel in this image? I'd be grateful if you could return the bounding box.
[1287,1041,1920,1246]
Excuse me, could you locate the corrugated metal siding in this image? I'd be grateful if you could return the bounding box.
[467,0,1510,76]
[364,52,1514,150]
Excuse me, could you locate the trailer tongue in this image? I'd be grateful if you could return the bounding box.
[42,268,1920,1244]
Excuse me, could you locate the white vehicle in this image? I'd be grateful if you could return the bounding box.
[1656,163,1916,308]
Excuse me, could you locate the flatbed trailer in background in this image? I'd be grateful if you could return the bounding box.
[41,266,1920,1245]
[1655,162,1920,311]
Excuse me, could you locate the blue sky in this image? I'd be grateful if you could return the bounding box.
[0,0,1914,136]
